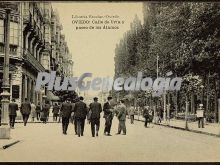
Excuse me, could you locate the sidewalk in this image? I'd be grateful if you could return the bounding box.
[134,115,220,137]
[15,115,58,123]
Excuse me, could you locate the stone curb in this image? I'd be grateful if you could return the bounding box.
[134,118,220,138]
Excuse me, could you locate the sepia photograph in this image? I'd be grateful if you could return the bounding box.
[0,0,220,163]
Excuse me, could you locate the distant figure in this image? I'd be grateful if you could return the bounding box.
[60,99,73,135]
[148,108,153,126]
[89,97,102,137]
[157,106,163,123]
[116,100,127,135]
[103,96,113,136]
[58,103,62,123]
[129,105,135,124]
[31,102,36,122]
[41,100,50,124]
[20,98,31,126]
[36,102,41,121]
[143,106,150,128]
[9,99,18,129]
[196,104,205,128]
[52,103,60,122]
[73,96,88,137]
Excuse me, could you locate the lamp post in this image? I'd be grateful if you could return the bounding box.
[0,6,11,139]
[0,3,18,139]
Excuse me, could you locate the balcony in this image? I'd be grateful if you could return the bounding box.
[0,44,22,60]
[23,49,45,72]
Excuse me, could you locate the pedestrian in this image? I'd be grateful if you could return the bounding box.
[58,103,62,123]
[60,98,73,135]
[143,106,150,128]
[73,96,87,137]
[8,99,18,129]
[157,106,163,123]
[36,102,41,121]
[148,108,153,126]
[52,103,60,122]
[129,105,135,124]
[103,96,114,136]
[116,100,127,135]
[196,103,205,128]
[41,100,50,124]
[20,98,31,126]
[31,102,36,122]
[89,97,102,137]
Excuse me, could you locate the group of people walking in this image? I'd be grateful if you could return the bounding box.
[59,96,128,137]
[0,96,207,134]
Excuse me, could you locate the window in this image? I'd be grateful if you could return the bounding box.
[10,22,19,45]
[0,43,4,53]
[10,45,17,55]
[0,20,4,43]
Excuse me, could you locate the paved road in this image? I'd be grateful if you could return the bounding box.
[0,117,220,162]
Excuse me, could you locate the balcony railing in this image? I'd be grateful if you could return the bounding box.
[23,49,45,72]
[0,45,21,60]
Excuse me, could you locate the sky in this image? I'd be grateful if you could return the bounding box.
[52,2,144,96]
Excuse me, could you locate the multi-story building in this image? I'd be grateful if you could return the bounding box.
[0,2,74,106]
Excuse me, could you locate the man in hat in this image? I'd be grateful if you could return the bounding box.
[103,96,114,136]
[196,103,205,128]
[20,98,31,126]
[60,98,73,134]
[116,99,127,135]
[73,96,88,137]
[143,106,150,128]
[89,97,102,137]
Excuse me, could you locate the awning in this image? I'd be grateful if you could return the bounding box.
[46,91,60,101]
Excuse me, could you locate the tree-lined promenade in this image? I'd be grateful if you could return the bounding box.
[113,2,220,124]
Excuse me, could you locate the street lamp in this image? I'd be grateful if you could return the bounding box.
[0,2,18,139]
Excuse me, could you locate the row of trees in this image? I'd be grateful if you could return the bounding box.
[113,2,220,122]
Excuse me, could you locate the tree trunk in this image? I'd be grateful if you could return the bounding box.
[185,95,189,130]
[175,91,178,118]
[191,93,195,114]
[206,71,210,113]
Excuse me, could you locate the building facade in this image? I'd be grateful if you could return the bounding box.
[0,2,74,106]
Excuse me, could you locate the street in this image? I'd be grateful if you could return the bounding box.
[1,116,220,162]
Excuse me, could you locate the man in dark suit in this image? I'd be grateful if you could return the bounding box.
[116,100,127,135]
[9,99,18,129]
[60,98,73,135]
[73,96,87,137]
[20,98,31,126]
[89,97,102,137]
[103,96,113,136]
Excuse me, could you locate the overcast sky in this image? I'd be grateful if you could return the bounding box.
[52,2,143,96]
